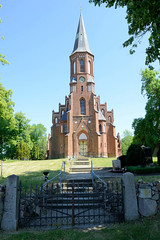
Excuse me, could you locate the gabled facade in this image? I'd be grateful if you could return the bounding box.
[49,13,122,158]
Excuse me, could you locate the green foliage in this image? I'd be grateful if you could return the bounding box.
[14,112,33,151]
[126,144,146,166]
[0,82,47,160]
[0,5,9,66]
[121,130,133,155]
[31,144,39,160]
[89,0,160,64]
[30,124,47,160]
[132,118,146,146]
[132,68,160,151]
[0,82,16,159]
[0,53,9,65]
[126,165,160,174]
[16,140,30,160]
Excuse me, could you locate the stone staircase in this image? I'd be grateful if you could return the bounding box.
[40,179,104,210]
[70,157,91,173]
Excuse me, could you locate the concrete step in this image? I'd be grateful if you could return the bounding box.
[64,173,92,181]
[45,196,102,203]
[70,168,91,173]
[73,161,90,165]
[39,202,102,209]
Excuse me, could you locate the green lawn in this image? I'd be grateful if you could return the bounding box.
[0,158,68,187]
[1,215,160,240]
[91,157,115,167]
[0,157,114,186]
[0,157,159,187]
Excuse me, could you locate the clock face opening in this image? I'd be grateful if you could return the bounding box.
[79,76,85,82]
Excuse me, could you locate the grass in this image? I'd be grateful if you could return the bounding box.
[0,157,114,187]
[1,215,160,239]
[91,157,115,168]
[0,157,160,187]
[0,158,69,187]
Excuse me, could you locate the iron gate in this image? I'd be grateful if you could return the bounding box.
[18,179,124,229]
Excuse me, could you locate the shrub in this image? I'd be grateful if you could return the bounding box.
[126,144,146,166]
[126,166,160,174]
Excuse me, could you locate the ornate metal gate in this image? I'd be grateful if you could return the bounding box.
[18,179,124,229]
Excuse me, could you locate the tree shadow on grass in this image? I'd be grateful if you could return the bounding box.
[1,169,68,189]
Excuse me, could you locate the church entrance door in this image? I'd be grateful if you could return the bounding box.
[79,140,88,157]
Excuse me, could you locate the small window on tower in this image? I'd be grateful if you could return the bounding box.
[80,59,84,72]
[88,85,92,92]
[73,62,76,74]
[55,118,58,124]
[73,86,76,92]
[81,86,83,92]
[88,61,91,74]
[99,124,102,134]
[64,124,67,133]
[80,99,85,115]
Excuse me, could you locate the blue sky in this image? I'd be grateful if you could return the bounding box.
[0,0,159,138]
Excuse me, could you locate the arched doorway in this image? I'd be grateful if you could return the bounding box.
[79,133,88,156]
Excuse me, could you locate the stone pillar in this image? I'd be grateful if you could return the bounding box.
[122,172,139,221]
[1,175,19,231]
[0,186,5,225]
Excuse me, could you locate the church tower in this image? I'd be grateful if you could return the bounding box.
[49,13,122,159]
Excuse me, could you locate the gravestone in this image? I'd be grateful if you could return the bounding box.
[138,198,157,217]
[112,159,121,170]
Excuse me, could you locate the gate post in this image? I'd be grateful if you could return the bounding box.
[122,172,139,221]
[1,175,19,231]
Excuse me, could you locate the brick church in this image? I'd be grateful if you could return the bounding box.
[48,13,122,159]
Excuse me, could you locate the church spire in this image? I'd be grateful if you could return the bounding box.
[72,12,92,54]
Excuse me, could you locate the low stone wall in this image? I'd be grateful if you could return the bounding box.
[0,185,5,225]
[136,180,160,217]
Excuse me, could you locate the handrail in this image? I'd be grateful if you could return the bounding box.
[91,160,107,188]
[41,160,66,189]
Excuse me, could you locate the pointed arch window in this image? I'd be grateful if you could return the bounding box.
[99,124,102,134]
[80,99,85,115]
[88,61,91,74]
[80,59,84,72]
[81,86,83,92]
[108,116,112,123]
[73,62,76,74]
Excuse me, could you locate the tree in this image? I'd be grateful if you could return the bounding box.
[132,118,146,146]
[121,130,133,155]
[30,124,47,160]
[0,82,16,159]
[14,112,33,151]
[0,5,9,66]
[16,140,30,160]
[89,0,160,65]
[132,68,160,151]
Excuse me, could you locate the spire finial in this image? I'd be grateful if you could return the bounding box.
[80,4,82,12]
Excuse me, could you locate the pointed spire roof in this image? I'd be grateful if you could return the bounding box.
[72,13,92,54]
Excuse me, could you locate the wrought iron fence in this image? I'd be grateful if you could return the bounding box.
[18,178,124,229]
